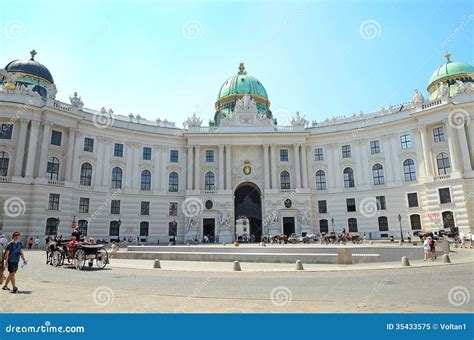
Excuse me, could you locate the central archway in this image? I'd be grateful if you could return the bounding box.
[234,182,262,242]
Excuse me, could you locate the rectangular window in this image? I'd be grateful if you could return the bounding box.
[378,217,389,231]
[143,147,152,160]
[51,130,62,146]
[376,196,386,210]
[400,134,412,149]
[140,201,150,215]
[111,200,121,214]
[407,193,419,207]
[205,150,214,162]
[0,124,13,139]
[370,140,380,154]
[48,193,60,210]
[433,127,445,143]
[170,150,179,163]
[79,197,89,213]
[348,218,358,232]
[439,188,451,204]
[114,143,123,157]
[342,145,351,158]
[84,137,94,152]
[169,202,178,216]
[318,200,327,214]
[314,148,324,161]
[280,149,289,162]
[346,198,356,212]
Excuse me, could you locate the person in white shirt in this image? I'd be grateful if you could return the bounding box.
[460,231,466,248]
[34,237,40,249]
[468,231,473,249]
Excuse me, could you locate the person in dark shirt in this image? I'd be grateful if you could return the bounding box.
[2,232,27,293]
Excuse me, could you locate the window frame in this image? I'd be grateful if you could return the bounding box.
[79,197,90,213]
[50,130,62,146]
[370,140,380,154]
[83,137,94,152]
[400,134,412,149]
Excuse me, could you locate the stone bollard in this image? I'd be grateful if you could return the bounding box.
[295,260,304,270]
[153,259,161,269]
[401,256,410,266]
[233,261,242,271]
[369,241,373,245]
[398,240,403,246]
[337,248,353,264]
[442,254,451,263]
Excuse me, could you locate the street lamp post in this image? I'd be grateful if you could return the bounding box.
[331,217,335,233]
[398,214,404,242]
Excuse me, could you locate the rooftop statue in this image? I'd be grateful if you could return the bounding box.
[184,112,203,128]
[411,89,425,106]
[234,94,257,113]
[47,84,57,99]
[455,80,469,95]
[69,92,84,108]
[291,112,308,126]
[438,82,449,98]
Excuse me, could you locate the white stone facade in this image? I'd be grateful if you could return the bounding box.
[0,84,473,245]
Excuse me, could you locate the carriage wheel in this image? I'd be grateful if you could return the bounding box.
[96,248,109,269]
[51,250,64,267]
[74,249,86,270]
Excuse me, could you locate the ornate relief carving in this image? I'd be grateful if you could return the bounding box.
[219,95,274,127]
[183,113,202,128]
[69,92,84,108]
[291,112,308,126]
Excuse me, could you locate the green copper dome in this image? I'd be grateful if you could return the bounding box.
[217,64,268,100]
[427,52,474,99]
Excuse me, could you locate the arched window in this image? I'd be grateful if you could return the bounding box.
[348,218,358,232]
[204,172,215,191]
[109,220,120,237]
[140,221,149,237]
[343,167,355,188]
[0,151,9,176]
[403,159,416,182]
[315,170,326,190]
[80,163,92,186]
[169,172,179,192]
[442,211,455,229]
[280,171,290,190]
[140,170,151,191]
[319,219,329,233]
[78,219,88,235]
[45,217,59,236]
[372,163,384,185]
[436,152,451,175]
[47,157,60,180]
[410,214,422,230]
[378,216,388,231]
[111,167,123,189]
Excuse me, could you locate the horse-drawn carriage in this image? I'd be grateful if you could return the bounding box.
[321,232,362,245]
[46,238,109,270]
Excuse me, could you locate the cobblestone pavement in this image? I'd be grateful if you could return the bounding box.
[0,250,473,313]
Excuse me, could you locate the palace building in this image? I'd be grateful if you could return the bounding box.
[0,50,473,244]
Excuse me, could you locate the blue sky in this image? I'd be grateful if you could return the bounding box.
[1,0,472,126]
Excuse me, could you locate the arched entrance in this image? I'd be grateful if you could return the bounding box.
[234,182,262,242]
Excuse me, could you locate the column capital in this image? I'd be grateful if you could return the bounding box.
[270,144,276,149]
[263,144,270,148]
[18,118,29,125]
[41,121,54,128]
[218,144,225,149]
[30,120,41,128]
[294,143,301,148]
[225,144,231,149]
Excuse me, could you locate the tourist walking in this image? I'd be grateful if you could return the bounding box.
[468,231,473,248]
[34,237,40,249]
[111,241,119,259]
[27,237,33,250]
[459,230,466,248]
[422,237,431,261]
[2,232,27,293]
[428,237,437,261]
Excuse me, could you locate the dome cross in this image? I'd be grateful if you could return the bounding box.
[444,51,451,63]
[30,49,37,61]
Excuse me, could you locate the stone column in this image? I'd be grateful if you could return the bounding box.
[294,144,301,189]
[102,139,112,186]
[154,145,162,191]
[413,130,426,178]
[96,137,106,186]
[187,145,194,190]
[419,126,433,176]
[71,131,82,184]
[263,144,270,190]
[390,136,402,182]
[300,144,308,189]
[37,122,53,178]
[456,123,473,172]
[25,121,40,177]
[327,144,336,189]
[64,127,76,181]
[218,145,224,190]
[270,145,277,189]
[354,141,364,187]
[194,146,201,191]
[446,121,460,173]
[360,142,370,186]
[225,145,232,190]
[332,145,342,188]
[125,141,134,189]
[160,146,168,191]
[382,136,393,185]
[13,119,29,177]
[132,143,141,189]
